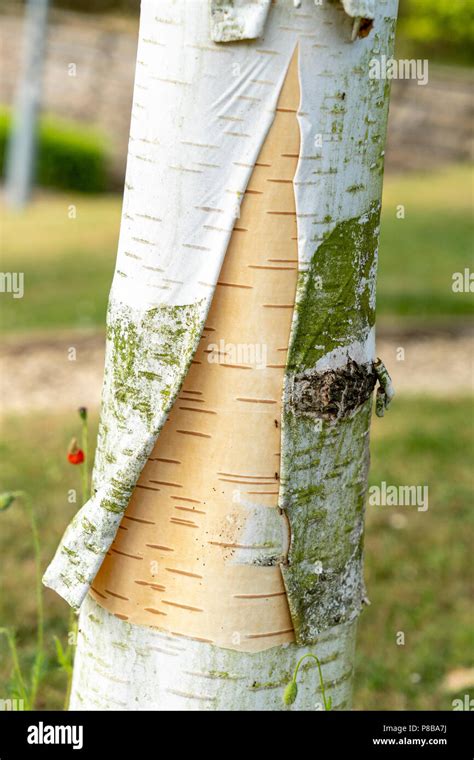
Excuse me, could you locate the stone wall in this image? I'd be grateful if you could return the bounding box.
[1,9,472,183]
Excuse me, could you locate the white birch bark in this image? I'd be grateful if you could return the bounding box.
[43,0,398,710]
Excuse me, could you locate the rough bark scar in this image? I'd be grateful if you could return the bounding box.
[358,18,374,38]
[289,359,376,421]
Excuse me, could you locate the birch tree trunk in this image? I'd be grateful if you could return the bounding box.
[5,0,50,208]
[43,0,398,711]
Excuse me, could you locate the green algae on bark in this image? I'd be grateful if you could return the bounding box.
[280,398,372,644]
[287,203,380,372]
[93,297,206,491]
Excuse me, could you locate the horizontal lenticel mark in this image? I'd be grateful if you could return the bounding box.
[105,589,129,601]
[233,591,286,599]
[134,581,166,591]
[170,632,214,644]
[248,265,296,270]
[186,43,232,55]
[165,568,203,579]
[135,484,160,493]
[176,429,211,438]
[219,363,252,370]
[178,406,216,415]
[219,478,276,485]
[132,237,157,245]
[148,480,182,488]
[224,131,251,138]
[170,518,199,528]
[208,541,262,549]
[144,607,167,616]
[135,213,162,222]
[216,281,253,289]
[148,457,181,464]
[235,397,277,404]
[217,471,274,479]
[171,496,201,503]
[111,548,143,560]
[182,243,211,251]
[162,600,203,613]
[90,586,107,599]
[170,165,203,174]
[245,628,294,640]
[124,251,143,260]
[175,506,207,515]
[166,688,215,701]
[142,265,164,272]
[151,77,191,86]
[181,140,219,149]
[146,543,174,552]
[203,225,234,233]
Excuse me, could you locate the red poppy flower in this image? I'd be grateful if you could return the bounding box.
[67,438,85,465]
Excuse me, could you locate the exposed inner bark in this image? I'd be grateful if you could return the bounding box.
[88,50,301,653]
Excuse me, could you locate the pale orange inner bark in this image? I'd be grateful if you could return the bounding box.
[91,50,300,652]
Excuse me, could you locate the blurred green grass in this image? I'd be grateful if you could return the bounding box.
[0,165,472,334]
[0,397,472,709]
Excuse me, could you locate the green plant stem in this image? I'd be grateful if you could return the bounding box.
[63,609,77,711]
[21,492,44,707]
[293,653,331,710]
[81,416,89,503]
[0,628,30,709]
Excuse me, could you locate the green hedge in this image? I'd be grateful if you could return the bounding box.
[0,109,108,193]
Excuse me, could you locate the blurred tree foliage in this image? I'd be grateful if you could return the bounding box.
[397,0,474,66]
[6,0,138,13]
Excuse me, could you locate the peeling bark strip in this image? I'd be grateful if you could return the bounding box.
[209,0,376,43]
[43,297,207,607]
[289,360,376,420]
